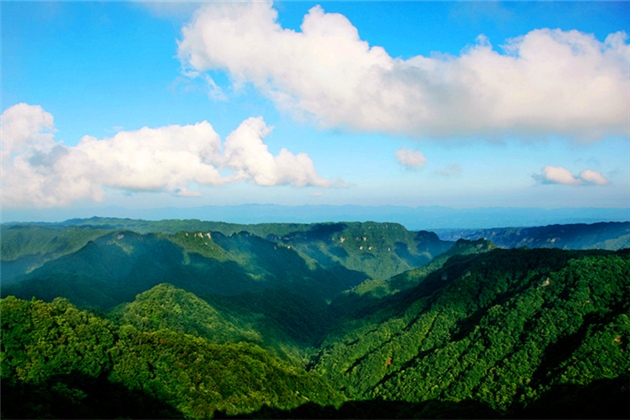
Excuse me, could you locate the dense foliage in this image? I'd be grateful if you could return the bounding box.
[1,296,341,419]
[108,284,262,345]
[109,284,330,360]
[329,239,497,318]
[313,248,630,416]
[2,218,629,419]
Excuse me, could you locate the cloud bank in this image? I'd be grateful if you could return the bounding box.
[533,166,609,186]
[1,104,334,207]
[178,1,629,140]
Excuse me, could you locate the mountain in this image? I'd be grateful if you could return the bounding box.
[108,283,262,345]
[326,239,497,320]
[109,283,332,357]
[311,247,630,416]
[56,218,454,281]
[2,245,628,419]
[1,220,454,304]
[437,221,630,250]
[2,217,629,418]
[0,296,342,419]
[1,229,364,310]
[0,224,111,284]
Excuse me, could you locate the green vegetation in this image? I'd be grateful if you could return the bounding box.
[3,218,454,283]
[329,239,497,318]
[313,248,630,416]
[0,225,111,283]
[109,284,329,361]
[108,284,262,345]
[1,296,342,419]
[1,230,364,310]
[2,218,629,418]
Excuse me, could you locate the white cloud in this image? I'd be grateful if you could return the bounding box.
[175,187,203,197]
[178,2,630,140]
[1,103,336,207]
[534,166,582,185]
[1,103,55,157]
[579,169,609,185]
[532,166,609,186]
[395,147,426,170]
[223,117,333,187]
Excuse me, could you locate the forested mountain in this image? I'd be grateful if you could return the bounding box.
[312,247,630,417]
[1,296,341,419]
[109,284,332,358]
[1,229,365,309]
[0,225,112,284]
[438,221,630,250]
[2,218,629,419]
[328,239,497,319]
[1,219,453,284]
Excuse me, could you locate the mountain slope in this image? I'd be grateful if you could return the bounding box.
[0,231,372,308]
[1,296,342,419]
[109,283,332,358]
[5,218,454,282]
[312,247,630,414]
[108,284,262,345]
[1,230,364,310]
[263,222,453,281]
[0,225,111,283]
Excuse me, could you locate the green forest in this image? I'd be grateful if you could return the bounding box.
[1,219,629,419]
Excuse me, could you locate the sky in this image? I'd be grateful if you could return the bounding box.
[2,0,629,220]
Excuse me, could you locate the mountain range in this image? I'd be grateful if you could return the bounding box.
[1,218,629,418]
[4,204,629,230]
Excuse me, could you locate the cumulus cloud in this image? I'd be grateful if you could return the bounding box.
[178,2,630,140]
[223,117,333,187]
[395,147,426,170]
[532,166,609,185]
[578,169,609,185]
[1,103,335,207]
[1,103,56,157]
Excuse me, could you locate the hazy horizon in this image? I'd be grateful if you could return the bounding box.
[3,203,629,231]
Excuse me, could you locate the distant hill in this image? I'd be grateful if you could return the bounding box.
[1,219,454,285]
[58,218,453,281]
[436,221,630,250]
[1,229,365,310]
[0,225,112,283]
[4,204,629,230]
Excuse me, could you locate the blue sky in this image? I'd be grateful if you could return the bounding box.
[2,1,629,217]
